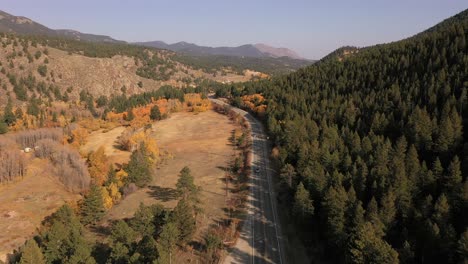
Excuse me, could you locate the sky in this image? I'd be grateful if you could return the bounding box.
[1,1,466,59]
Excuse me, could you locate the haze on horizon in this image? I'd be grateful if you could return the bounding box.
[1,0,466,59]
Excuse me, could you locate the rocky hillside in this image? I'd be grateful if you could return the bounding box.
[0,33,255,108]
[254,43,302,59]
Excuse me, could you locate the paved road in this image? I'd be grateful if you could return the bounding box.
[210,98,286,264]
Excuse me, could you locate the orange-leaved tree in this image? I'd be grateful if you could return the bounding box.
[87,146,109,185]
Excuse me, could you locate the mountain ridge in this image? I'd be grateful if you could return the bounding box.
[0,10,306,60]
[134,40,305,59]
[0,10,124,43]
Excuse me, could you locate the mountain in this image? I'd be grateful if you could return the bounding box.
[253,43,302,59]
[134,41,305,59]
[0,10,123,43]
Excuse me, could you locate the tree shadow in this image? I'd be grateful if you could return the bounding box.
[216,165,231,172]
[88,224,111,237]
[147,185,178,202]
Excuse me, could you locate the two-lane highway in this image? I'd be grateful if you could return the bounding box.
[210,98,286,264]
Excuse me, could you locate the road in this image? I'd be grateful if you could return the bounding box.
[210,98,286,264]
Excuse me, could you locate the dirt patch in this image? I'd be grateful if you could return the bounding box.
[0,158,81,261]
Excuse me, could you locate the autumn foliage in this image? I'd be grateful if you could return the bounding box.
[184,93,211,112]
[241,94,266,116]
[87,146,110,185]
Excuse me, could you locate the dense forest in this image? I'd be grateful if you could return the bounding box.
[218,9,468,263]
[173,53,313,75]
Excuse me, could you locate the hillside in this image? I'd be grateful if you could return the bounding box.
[0,32,262,110]
[221,8,468,264]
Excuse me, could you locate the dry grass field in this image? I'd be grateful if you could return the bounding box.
[81,126,131,166]
[105,110,236,221]
[0,158,81,261]
[103,110,238,261]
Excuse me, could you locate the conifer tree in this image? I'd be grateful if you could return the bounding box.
[322,185,348,248]
[280,163,296,188]
[150,105,162,120]
[176,166,199,203]
[19,239,45,264]
[445,156,462,193]
[3,98,16,125]
[171,198,196,244]
[156,222,179,264]
[293,182,314,219]
[126,142,152,187]
[81,184,105,225]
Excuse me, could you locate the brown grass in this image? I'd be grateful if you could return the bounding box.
[0,158,81,261]
[105,110,236,219]
[80,126,131,166]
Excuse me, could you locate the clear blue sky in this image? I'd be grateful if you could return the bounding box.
[1,0,466,59]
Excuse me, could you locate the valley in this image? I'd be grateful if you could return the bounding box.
[0,4,466,264]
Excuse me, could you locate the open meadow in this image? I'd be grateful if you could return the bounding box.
[104,110,237,225]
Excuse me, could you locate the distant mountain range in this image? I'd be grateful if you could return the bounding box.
[0,10,306,60]
[0,10,124,43]
[134,41,305,59]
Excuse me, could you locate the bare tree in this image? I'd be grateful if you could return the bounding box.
[35,138,90,192]
[14,128,62,148]
[0,149,26,183]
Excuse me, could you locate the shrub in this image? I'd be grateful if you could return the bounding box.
[37,65,47,77]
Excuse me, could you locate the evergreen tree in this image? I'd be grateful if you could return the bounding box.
[457,229,468,263]
[150,105,162,120]
[171,198,196,244]
[130,203,166,236]
[156,222,179,264]
[175,166,199,202]
[433,193,450,227]
[379,190,396,231]
[136,235,158,263]
[293,182,314,219]
[322,185,348,248]
[126,142,152,187]
[19,239,45,264]
[0,119,8,134]
[444,156,462,193]
[348,222,399,264]
[280,163,296,189]
[204,230,223,263]
[3,98,16,125]
[81,185,105,225]
[125,108,134,121]
[110,220,137,247]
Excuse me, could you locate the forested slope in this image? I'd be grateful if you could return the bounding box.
[221,9,468,263]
